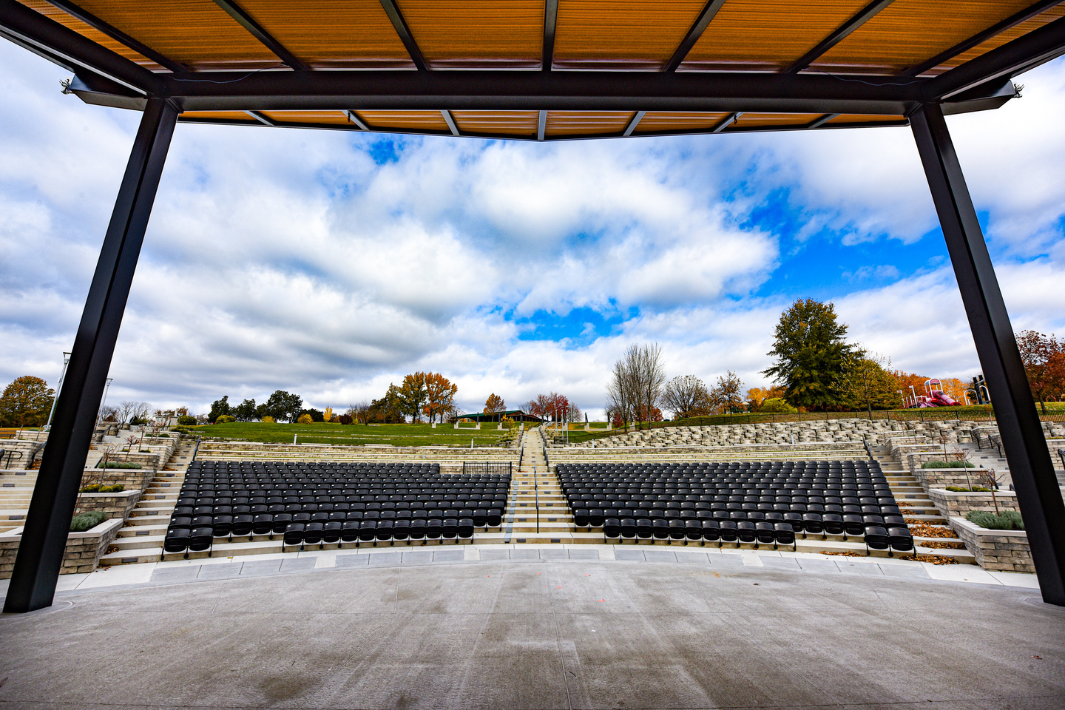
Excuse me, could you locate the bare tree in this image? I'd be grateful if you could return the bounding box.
[117,401,138,424]
[709,371,744,414]
[98,404,120,422]
[663,375,711,419]
[607,343,666,429]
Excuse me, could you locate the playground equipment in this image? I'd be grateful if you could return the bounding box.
[903,379,961,408]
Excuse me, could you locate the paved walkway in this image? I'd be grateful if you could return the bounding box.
[0,547,1061,710]
[0,544,1041,598]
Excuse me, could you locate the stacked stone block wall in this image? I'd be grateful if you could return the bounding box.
[929,488,1019,518]
[949,516,1034,573]
[73,490,141,519]
[0,518,122,579]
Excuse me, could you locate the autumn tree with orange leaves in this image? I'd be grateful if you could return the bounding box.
[423,372,458,423]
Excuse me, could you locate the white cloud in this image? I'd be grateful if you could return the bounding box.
[1,39,1064,420]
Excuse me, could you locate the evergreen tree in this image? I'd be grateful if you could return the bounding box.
[763,299,855,411]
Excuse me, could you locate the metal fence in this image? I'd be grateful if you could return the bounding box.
[462,461,512,476]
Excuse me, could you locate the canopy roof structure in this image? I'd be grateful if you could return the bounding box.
[3,0,1065,614]
[2,0,1065,138]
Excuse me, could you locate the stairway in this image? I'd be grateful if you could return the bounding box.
[99,437,196,565]
[869,444,975,563]
[499,428,601,544]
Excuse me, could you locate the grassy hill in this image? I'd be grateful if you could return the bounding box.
[185,421,518,447]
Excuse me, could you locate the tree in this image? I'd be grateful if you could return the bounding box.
[424,372,458,423]
[297,413,314,424]
[98,404,119,422]
[232,398,257,422]
[208,396,232,424]
[838,356,902,411]
[606,343,666,429]
[298,408,324,422]
[483,393,506,415]
[746,385,785,411]
[761,397,797,414]
[0,376,55,427]
[709,371,744,414]
[1017,330,1065,414]
[763,298,855,411]
[323,406,334,422]
[396,372,428,422]
[662,375,711,419]
[365,387,404,423]
[264,390,302,422]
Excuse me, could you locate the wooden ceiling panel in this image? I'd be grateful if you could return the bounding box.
[815,0,1040,75]
[682,0,872,72]
[237,0,413,68]
[553,0,709,70]
[398,0,543,68]
[259,111,352,126]
[633,112,729,133]
[180,111,258,121]
[729,113,823,128]
[71,0,282,69]
[926,4,1065,76]
[18,0,160,69]
[544,111,635,136]
[452,111,539,137]
[825,113,905,124]
[357,111,450,132]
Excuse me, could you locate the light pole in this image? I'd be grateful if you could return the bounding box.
[43,352,72,431]
[95,378,113,429]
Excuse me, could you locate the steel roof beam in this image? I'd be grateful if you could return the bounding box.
[622,110,645,136]
[344,110,371,130]
[785,0,894,74]
[378,0,428,71]
[711,112,740,132]
[0,0,162,95]
[664,0,727,72]
[245,110,275,126]
[441,109,460,135]
[805,113,838,128]
[543,0,558,71]
[928,14,1065,99]
[902,0,1062,77]
[41,0,186,72]
[212,0,308,71]
[537,110,547,140]
[163,70,925,114]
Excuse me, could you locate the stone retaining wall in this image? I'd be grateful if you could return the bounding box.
[73,490,141,519]
[0,518,123,578]
[78,466,155,492]
[914,467,993,490]
[949,516,1033,573]
[929,488,1018,518]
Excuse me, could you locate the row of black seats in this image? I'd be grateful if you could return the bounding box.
[558,461,913,553]
[165,462,510,555]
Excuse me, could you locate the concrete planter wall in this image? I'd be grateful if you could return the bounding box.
[929,488,1017,519]
[73,490,141,519]
[914,467,989,490]
[0,518,123,579]
[949,516,1033,573]
[79,466,155,492]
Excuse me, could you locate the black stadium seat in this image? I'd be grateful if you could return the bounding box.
[167,461,509,552]
[554,459,905,550]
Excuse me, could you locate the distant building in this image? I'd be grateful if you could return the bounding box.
[454,409,543,423]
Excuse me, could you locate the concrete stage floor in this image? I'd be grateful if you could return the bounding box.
[1,549,1063,709]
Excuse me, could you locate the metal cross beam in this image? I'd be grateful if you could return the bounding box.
[542,0,558,71]
[378,0,427,71]
[911,103,1065,607]
[41,0,186,73]
[3,98,178,614]
[785,0,895,74]
[663,0,727,73]
[212,0,308,71]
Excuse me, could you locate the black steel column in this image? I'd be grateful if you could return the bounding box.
[3,98,177,613]
[911,102,1065,606]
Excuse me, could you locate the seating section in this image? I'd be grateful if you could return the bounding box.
[164,460,510,554]
[557,460,912,552]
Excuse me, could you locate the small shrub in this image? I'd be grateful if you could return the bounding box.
[337,414,353,425]
[966,510,1024,530]
[215,414,236,424]
[177,415,196,426]
[297,413,314,424]
[99,461,142,469]
[79,483,126,493]
[70,511,107,532]
[946,485,992,492]
[261,415,275,424]
[761,398,798,414]
[157,433,170,438]
[922,460,976,469]
[80,484,101,493]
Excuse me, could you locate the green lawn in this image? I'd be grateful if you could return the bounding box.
[186,422,514,447]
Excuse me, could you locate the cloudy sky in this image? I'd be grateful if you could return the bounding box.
[2,41,1064,418]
